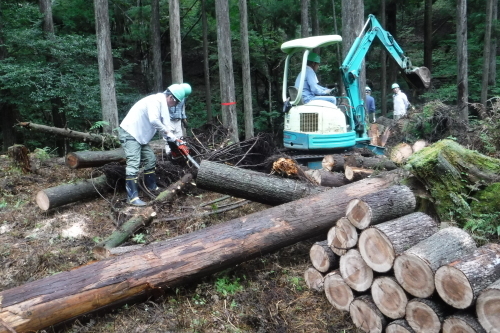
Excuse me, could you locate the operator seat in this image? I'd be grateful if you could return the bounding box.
[288,86,304,105]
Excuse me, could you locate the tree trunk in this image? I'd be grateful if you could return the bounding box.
[339,249,373,292]
[94,0,119,134]
[35,175,110,211]
[405,298,447,333]
[480,0,493,107]
[423,0,432,71]
[323,270,354,312]
[65,148,125,169]
[150,0,162,92]
[305,169,350,187]
[358,212,438,273]
[169,0,183,83]
[321,154,345,172]
[442,313,486,333]
[344,165,373,181]
[350,295,387,333]
[457,0,468,122]
[434,243,500,309]
[379,0,387,117]
[304,267,324,292]
[201,0,212,123]
[300,0,309,37]
[386,319,415,333]
[0,170,405,332]
[309,240,339,273]
[327,217,357,256]
[344,154,397,170]
[488,0,497,87]
[16,122,106,145]
[476,278,500,332]
[393,227,477,298]
[371,276,408,319]
[239,0,253,139]
[345,185,416,230]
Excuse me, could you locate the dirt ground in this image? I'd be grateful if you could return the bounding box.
[0,153,361,333]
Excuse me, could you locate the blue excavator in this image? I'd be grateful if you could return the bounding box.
[281,14,430,166]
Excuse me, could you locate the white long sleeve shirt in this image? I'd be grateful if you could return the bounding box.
[120,93,173,144]
[393,91,410,116]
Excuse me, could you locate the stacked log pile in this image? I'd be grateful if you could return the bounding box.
[303,185,500,333]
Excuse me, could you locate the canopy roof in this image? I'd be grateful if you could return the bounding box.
[281,35,342,55]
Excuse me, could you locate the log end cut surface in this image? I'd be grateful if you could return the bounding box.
[349,296,385,333]
[385,319,415,333]
[476,286,500,333]
[406,300,441,333]
[442,316,485,333]
[394,253,435,298]
[304,267,324,292]
[340,249,373,292]
[324,271,353,312]
[35,190,50,211]
[371,277,407,319]
[435,265,474,309]
[359,227,395,273]
[346,199,371,230]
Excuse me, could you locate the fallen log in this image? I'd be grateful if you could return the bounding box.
[196,160,329,205]
[321,154,345,172]
[35,175,110,211]
[17,121,108,145]
[405,298,447,333]
[309,240,339,273]
[350,295,387,333]
[345,185,416,230]
[304,267,324,292]
[358,212,438,272]
[327,217,358,256]
[393,227,477,298]
[371,276,408,320]
[344,153,398,170]
[434,243,500,309]
[304,169,350,187]
[339,248,373,292]
[386,319,415,333]
[65,148,125,169]
[344,165,373,181]
[442,312,486,333]
[0,169,405,333]
[323,270,354,312]
[154,173,193,203]
[476,278,500,332]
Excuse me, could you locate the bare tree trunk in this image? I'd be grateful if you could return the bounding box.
[423,0,433,71]
[215,0,239,143]
[202,0,212,123]
[239,0,254,139]
[311,0,320,36]
[380,0,387,116]
[457,0,469,122]
[169,0,183,83]
[301,0,309,37]
[94,0,119,134]
[150,0,162,92]
[481,0,494,106]
[488,0,497,86]
[39,0,54,36]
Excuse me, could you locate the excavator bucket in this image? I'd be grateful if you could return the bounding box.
[404,66,431,89]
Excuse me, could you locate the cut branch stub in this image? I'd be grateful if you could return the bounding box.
[345,185,416,230]
[371,276,408,319]
[323,270,354,312]
[476,278,500,333]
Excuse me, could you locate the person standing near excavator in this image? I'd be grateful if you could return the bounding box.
[392,83,410,121]
[365,86,376,123]
[294,52,336,105]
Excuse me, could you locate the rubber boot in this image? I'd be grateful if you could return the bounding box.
[371,113,376,123]
[144,169,159,191]
[125,177,147,206]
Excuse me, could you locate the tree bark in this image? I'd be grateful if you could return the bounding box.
[457,0,468,122]
[386,319,415,333]
[239,0,254,139]
[323,270,354,312]
[442,312,486,333]
[371,276,408,319]
[434,243,500,309]
[339,249,373,292]
[16,122,106,145]
[321,154,345,172]
[35,175,110,211]
[304,267,324,292]
[150,0,162,92]
[393,227,477,298]
[65,148,125,169]
[344,154,397,170]
[405,298,447,333]
[349,295,387,333]
[344,165,373,182]
[345,185,416,230]
[480,0,493,107]
[0,170,404,332]
[476,278,500,332]
[300,0,309,37]
[358,212,438,273]
[169,0,183,83]
[201,0,212,123]
[309,240,339,273]
[327,217,357,256]
[305,169,350,187]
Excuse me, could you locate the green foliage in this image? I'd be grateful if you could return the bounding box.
[132,233,147,244]
[215,276,243,297]
[464,213,500,244]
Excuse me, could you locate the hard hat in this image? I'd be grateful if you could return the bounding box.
[307,52,321,64]
[165,84,185,102]
[365,86,371,92]
[180,83,192,97]
[391,83,400,89]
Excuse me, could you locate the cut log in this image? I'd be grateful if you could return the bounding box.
[304,169,350,187]
[476,278,500,333]
[327,217,358,256]
[345,185,416,230]
[344,153,398,170]
[412,139,428,153]
[406,298,448,333]
[442,312,486,333]
[435,243,500,309]
[371,276,408,319]
[358,212,438,272]
[304,267,324,292]
[321,154,345,172]
[17,121,107,145]
[196,160,328,205]
[154,173,193,203]
[393,227,477,298]
[344,165,373,181]
[309,240,339,273]
[386,319,416,333]
[323,270,354,311]
[349,295,387,333]
[369,123,380,146]
[65,148,125,169]
[390,142,413,164]
[0,169,406,333]
[35,175,110,211]
[339,249,373,292]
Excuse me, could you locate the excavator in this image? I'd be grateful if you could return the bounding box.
[281,14,430,166]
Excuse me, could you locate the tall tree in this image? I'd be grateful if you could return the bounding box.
[380,0,388,116]
[215,0,239,143]
[239,0,254,139]
[94,0,119,134]
[488,0,497,86]
[311,0,320,36]
[169,0,183,83]
[423,0,433,71]
[481,0,493,106]
[150,0,162,92]
[202,0,212,123]
[457,0,468,122]
[301,0,309,37]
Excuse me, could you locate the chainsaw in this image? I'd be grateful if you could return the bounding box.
[167,139,200,169]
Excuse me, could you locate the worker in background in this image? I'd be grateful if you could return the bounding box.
[165,83,192,157]
[295,52,336,105]
[365,86,376,123]
[392,83,410,121]
[119,83,192,206]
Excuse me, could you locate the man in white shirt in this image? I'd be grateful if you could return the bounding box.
[391,83,410,121]
[119,83,192,206]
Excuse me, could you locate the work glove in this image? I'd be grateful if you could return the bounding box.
[175,139,190,156]
[163,132,177,143]
[182,119,188,128]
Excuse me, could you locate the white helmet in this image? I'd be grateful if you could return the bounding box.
[391,83,400,89]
